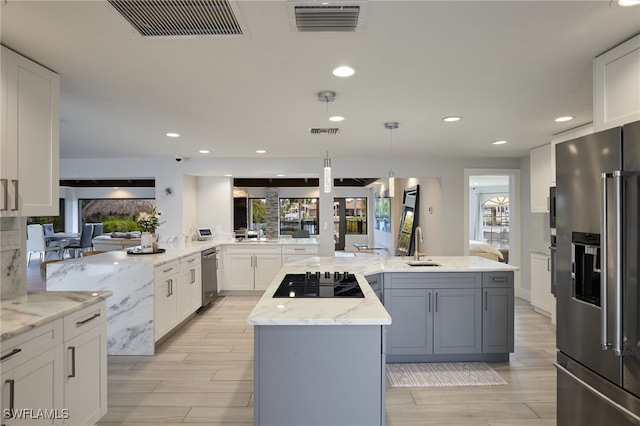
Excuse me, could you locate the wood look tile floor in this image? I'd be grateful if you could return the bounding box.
[27,261,557,425]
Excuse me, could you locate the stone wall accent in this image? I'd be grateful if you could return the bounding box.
[265,187,279,239]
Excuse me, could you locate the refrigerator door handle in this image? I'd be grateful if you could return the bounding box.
[602,171,632,356]
[601,172,612,351]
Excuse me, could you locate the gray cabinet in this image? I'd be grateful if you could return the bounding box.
[385,273,482,361]
[384,272,512,362]
[482,272,514,354]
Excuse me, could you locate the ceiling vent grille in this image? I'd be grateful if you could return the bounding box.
[108,0,243,37]
[288,1,367,32]
[309,128,340,135]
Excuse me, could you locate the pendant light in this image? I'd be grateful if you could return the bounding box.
[318,91,336,193]
[385,121,398,197]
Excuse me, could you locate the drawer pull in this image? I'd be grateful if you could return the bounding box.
[68,346,76,378]
[294,248,305,251]
[187,258,196,263]
[5,379,15,412]
[0,348,21,362]
[1,178,7,211]
[11,180,18,211]
[76,312,100,326]
[491,277,507,283]
[163,267,175,273]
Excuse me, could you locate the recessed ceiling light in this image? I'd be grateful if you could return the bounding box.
[256,149,266,154]
[329,116,345,122]
[492,140,508,145]
[166,132,180,137]
[555,116,573,122]
[276,174,286,177]
[224,174,233,177]
[443,116,462,122]
[619,0,640,6]
[199,150,210,154]
[332,66,356,77]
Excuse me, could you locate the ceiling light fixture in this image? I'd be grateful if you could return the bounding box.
[256,149,266,154]
[318,91,336,193]
[618,0,640,6]
[199,150,210,154]
[332,66,356,77]
[166,132,180,137]
[385,121,399,197]
[329,116,345,122]
[492,140,507,145]
[554,116,573,122]
[443,116,462,122]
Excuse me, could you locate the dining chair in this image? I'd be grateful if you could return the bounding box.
[64,224,94,258]
[26,224,61,264]
[90,223,104,249]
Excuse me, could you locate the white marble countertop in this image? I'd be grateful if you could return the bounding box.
[58,238,319,268]
[0,291,112,341]
[247,255,517,326]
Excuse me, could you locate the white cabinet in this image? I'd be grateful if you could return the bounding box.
[0,301,107,425]
[282,245,319,264]
[0,46,59,217]
[154,261,179,341]
[62,303,107,425]
[531,251,554,322]
[224,246,282,291]
[178,253,202,318]
[530,144,552,213]
[0,320,64,425]
[594,34,640,132]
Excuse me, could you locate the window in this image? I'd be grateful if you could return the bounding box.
[249,198,266,232]
[27,199,65,231]
[280,198,318,235]
[79,198,156,233]
[344,197,367,235]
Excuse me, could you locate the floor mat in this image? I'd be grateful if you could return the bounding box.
[386,362,507,387]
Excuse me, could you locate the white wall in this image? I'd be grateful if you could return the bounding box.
[60,155,521,255]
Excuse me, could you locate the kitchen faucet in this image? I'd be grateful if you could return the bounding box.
[414,226,424,260]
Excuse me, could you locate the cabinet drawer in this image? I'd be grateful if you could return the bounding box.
[388,273,481,289]
[282,246,318,255]
[155,260,179,281]
[482,271,514,287]
[0,319,63,371]
[180,253,200,270]
[63,302,106,340]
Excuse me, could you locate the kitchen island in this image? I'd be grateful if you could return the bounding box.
[248,255,517,426]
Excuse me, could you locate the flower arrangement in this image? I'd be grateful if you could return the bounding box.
[136,208,165,233]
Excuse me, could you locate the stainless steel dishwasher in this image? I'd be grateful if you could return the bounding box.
[199,247,218,312]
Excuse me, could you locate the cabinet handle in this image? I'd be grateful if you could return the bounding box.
[163,267,174,273]
[5,379,14,413]
[254,256,258,268]
[167,279,171,297]
[187,258,196,263]
[547,258,551,272]
[0,178,7,211]
[491,276,507,283]
[485,291,488,311]
[190,269,195,284]
[0,348,21,362]
[76,312,100,326]
[435,292,438,312]
[68,346,76,378]
[428,292,432,312]
[10,180,18,211]
[547,196,550,211]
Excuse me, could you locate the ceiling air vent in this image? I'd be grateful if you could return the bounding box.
[287,1,367,33]
[309,128,340,135]
[108,0,244,37]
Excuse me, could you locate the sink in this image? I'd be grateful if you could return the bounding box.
[406,260,442,267]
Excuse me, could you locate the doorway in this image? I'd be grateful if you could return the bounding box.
[464,169,520,290]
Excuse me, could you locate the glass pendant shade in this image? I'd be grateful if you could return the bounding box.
[388,171,395,198]
[323,155,332,193]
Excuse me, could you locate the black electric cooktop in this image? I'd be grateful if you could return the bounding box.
[272,272,364,298]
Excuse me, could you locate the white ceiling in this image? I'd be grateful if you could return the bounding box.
[1,1,639,161]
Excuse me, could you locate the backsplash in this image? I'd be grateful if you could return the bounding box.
[1,217,26,299]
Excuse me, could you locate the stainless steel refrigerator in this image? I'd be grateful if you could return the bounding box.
[556,120,640,424]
